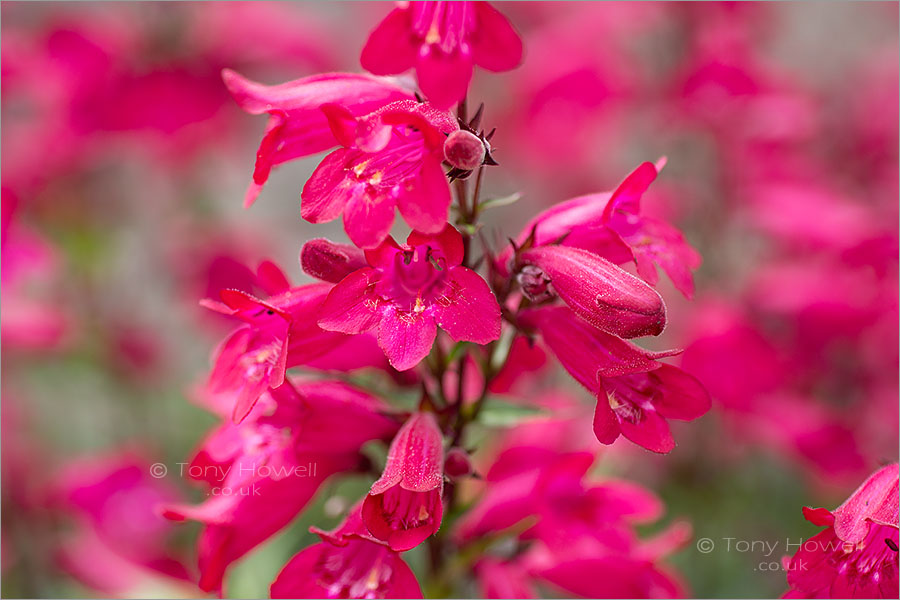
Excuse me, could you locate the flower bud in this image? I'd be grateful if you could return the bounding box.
[444,130,486,171]
[300,238,367,283]
[516,265,556,303]
[444,447,472,478]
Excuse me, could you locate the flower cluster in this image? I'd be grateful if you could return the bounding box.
[165,1,712,596]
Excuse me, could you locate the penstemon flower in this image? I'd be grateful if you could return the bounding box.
[177,2,712,597]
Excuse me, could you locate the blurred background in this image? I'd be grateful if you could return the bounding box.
[2,2,897,598]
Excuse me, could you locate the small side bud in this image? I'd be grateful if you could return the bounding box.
[300,238,367,283]
[444,447,472,478]
[444,130,487,171]
[516,265,556,303]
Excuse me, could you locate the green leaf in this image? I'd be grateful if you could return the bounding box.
[478,191,522,212]
[476,397,544,427]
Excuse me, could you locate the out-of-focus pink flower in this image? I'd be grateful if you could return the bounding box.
[476,557,537,599]
[362,412,445,551]
[508,160,701,298]
[202,261,349,422]
[54,452,192,595]
[223,69,412,206]
[360,1,523,110]
[521,306,710,453]
[0,190,69,351]
[271,502,422,599]
[456,445,688,598]
[318,225,501,371]
[165,379,400,593]
[785,463,899,598]
[302,99,457,248]
[518,244,667,339]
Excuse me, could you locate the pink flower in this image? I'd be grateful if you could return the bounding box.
[54,452,192,595]
[785,463,899,599]
[302,99,458,249]
[271,502,422,599]
[165,379,400,593]
[360,1,523,110]
[518,245,667,339]
[362,412,445,551]
[318,224,501,371]
[203,262,349,422]
[521,307,710,453]
[223,69,413,206]
[508,160,702,298]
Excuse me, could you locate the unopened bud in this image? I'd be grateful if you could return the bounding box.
[301,238,367,283]
[444,447,472,478]
[517,265,556,303]
[444,130,486,171]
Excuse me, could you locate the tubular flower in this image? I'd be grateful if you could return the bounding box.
[271,503,423,599]
[785,463,899,599]
[302,99,458,249]
[203,264,349,422]
[318,224,501,371]
[362,412,445,551]
[505,160,702,298]
[360,1,523,110]
[223,69,412,206]
[164,379,400,594]
[521,306,710,453]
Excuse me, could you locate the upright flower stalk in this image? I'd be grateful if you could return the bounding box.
[177,2,712,597]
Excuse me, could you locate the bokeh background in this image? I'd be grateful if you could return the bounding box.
[2,2,897,598]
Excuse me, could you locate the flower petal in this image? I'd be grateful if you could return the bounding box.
[343,187,397,249]
[360,8,418,76]
[433,267,501,344]
[472,2,523,72]
[301,149,355,223]
[317,268,381,334]
[377,308,437,371]
[396,155,452,235]
[416,48,473,110]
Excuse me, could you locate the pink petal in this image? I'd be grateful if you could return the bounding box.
[360,8,418,76]
[317,268,381,334]
[472,2,523,72]
[617,408,675,454]
[416,48,473,110]
[831,463,899,543]
[433,267,501,344]
[601,161,660,220]
[343,187,397,249]
[650,364,712,421]
[377,308,437,371]
[256,260,291,296]
[592,399,622,445]
[407,223,465,267]
[300,149,354,223]
[396,155,452,234]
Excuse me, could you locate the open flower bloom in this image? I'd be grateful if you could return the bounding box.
[521,307,710,453]
[505,160,701,298]
[271,502,422,599]
[223,69,412,206]
[203,261,348,422]
[362,412,445,551]
[518,245,667,339]
[164,379,400,594]
[318,224,501,371]
[360,1,523,110]
[302,99,457,249]
[785,463,899,599]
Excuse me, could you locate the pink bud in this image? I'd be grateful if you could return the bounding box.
[519,246,666,338]
[300,238,367,283]
[362,412,445,551]
[444,448,472,478]
[516,265,555,303]
[444,130,486,171]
